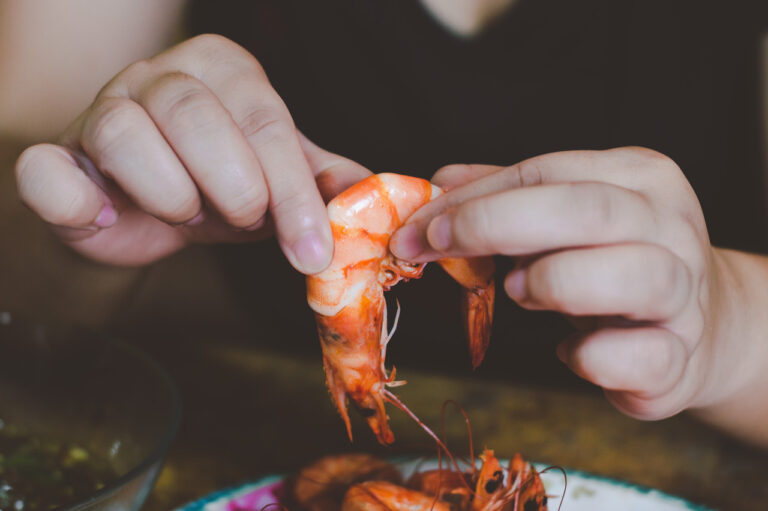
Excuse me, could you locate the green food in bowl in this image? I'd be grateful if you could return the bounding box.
[0,420,118,510]
[0,315,181,511]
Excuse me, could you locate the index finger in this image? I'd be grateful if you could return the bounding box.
[391,148,670,260]
[194,48,332,274]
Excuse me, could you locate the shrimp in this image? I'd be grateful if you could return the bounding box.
[342,481,451,511]
[290,453,401,511]
[336,450,549,511]
[306,173,495,445]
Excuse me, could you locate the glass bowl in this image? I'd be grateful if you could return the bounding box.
[0,313,181,511]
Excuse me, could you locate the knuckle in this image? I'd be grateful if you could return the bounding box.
[237,109,290,147]
[83,97,144,157]
[220,185,269,227]
[143,73,219,128]
[506,158,545,188]
[159,192,201,224]
[98,59,153,97]
[184,34,263,73]
[121,58,154,80]
[143,71,201,102]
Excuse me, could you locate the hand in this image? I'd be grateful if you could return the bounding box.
[14,34,369,272]
[391,147,733,421]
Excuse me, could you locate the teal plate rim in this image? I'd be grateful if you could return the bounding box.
[175,457,715,511]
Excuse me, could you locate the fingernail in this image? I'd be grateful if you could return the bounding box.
[391,223,427,259]
[426,214,452,251]
[93,205,117,228]
[505,270,526,300]
[184,211,205,226]
[293,231,331,273]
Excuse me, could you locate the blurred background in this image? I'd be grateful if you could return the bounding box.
[1,1,767,510]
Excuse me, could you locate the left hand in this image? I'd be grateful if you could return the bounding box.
[390,147,728,421]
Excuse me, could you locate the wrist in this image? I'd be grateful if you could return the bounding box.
[689,247,768,446]
[692,248,756,406]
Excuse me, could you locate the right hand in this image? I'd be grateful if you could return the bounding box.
[14,34,370,272]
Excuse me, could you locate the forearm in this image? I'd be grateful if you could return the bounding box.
[0,0,186,141]
[691,248,768,448]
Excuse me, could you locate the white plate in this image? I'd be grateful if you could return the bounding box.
[176,458,714,511]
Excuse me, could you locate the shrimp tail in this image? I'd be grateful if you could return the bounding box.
[462,278,495,369]
[438,256,496,369]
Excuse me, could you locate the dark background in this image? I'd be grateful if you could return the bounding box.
[174,0,768,384]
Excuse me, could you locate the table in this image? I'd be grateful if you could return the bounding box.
[138,339,768,511]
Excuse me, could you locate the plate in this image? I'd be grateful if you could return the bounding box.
[176,458,714,511]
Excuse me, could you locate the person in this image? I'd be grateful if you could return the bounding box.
[4,0,768,448]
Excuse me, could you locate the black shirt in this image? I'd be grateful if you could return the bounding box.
[187,0,768,383]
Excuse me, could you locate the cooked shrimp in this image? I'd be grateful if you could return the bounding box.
[342,481,451,511]
[337,451,549,511]
[290,453,401,511]
[306,173,495,445]
[406,450,549,511]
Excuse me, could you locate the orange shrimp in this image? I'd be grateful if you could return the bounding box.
[290,453,402,511]
[306,173,495,445]
[340,451,549,511]
[342,481,452,511]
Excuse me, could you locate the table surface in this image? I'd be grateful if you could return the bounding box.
[138,339,768,511]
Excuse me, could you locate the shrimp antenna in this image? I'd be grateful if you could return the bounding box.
[382,390,473,495]
[440,400,476,479]
[540,466,567,511]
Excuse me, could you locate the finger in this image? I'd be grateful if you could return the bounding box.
[557,327,687,408]
[15,144,117,231]
[391,148,674,260]
[137,71,268,228]
[431,164,504,191]
[298,132,372,201]
[400,181,655,261]
[76,96,201,225]
[505,244,691,321]
[106,34,331,272]
[189,41,331,273]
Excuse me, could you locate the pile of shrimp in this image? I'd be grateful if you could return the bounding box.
[285,450,553,511]
[278,403,565,511]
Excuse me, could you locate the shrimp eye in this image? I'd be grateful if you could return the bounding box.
[523,500,539,511]
[484,470,504,493]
